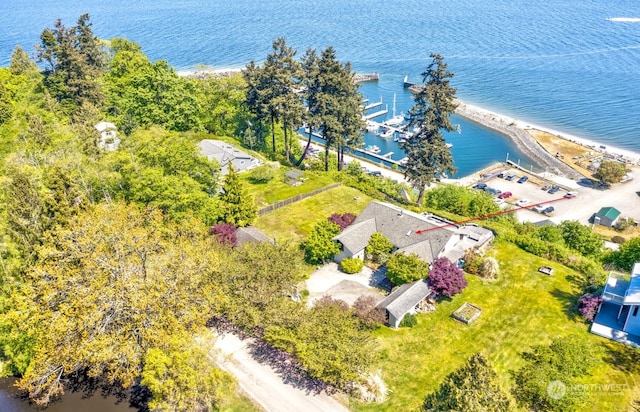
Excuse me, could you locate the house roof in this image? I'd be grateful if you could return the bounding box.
[95,121,116,132]
[333,219,377,255]
[624,263,640,305]
[197,139,261,173]
[596,207,621,220]
[334,201,493,263]
[376,279,432,319]
[236,227,274,245]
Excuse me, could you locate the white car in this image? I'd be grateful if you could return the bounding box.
[494,198,506,207]
[515,199,529,207]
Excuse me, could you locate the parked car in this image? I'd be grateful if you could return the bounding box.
[517,176,529,184]
[505,174,517,181]
[472,183,488,190]
[368,170,382,177]
[541,184,551,191]
[564,191,577,198]
[548,185,560,194]
[542,206,555,215]
[515,198,530,207]
[497,172,506,178]
[498,191,512,199]
[531,205,545,213]
[486,187,502,196]
[494,198,505,207]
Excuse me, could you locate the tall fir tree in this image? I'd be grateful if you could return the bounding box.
[423,353,513,412]
[218,163,257,227]
[401,54,458,205]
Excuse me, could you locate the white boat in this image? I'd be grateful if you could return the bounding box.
[383,93,404,126]
[366,120,379,133]
[399,157,408,165]
[446,142,453,149]
[364,145,381,154]
[378,128,395,139]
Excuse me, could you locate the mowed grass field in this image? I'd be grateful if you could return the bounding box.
[350,241,640,411]
[248,179,640,411]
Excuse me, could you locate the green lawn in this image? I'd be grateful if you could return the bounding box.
[254,185,372,243]
[240,168,336,208]
[350,241,640,411]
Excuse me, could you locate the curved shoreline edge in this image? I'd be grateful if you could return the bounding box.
[454,100,640,180]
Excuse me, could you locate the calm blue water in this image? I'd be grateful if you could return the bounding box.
[1,0,639,176]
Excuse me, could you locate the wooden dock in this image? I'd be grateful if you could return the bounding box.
[364,108,388,120]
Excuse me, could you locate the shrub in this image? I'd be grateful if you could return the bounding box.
[462,249,482,275]
[248,164,275,183]
[365,232,394,264]
[611,235,626,244]
[328,212,356,231]
[399,313,417,328]
[340,257,364,274]
[303,220,341,264]
[578,294,603,322]
[386,252,429,285]
[210,222,237,246]
[478,257,500,280]
[428,257,467,297]
[352,295,386,328]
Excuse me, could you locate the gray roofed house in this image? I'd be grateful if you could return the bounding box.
[591,262,640,347]
[332,201,494,264]
[376,279,433,328]
[197,139,262,174]
[236,227,275,246]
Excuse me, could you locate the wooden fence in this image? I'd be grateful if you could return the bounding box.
[258,182,343,216]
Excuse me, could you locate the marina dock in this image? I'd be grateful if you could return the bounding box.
[364,108,388,120]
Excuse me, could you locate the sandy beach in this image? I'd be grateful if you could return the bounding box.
[455,100,640,178]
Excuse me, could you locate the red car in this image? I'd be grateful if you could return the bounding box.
[498,191,512,199]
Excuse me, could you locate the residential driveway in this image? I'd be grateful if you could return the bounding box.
[306,263,387,307]
[215,333,349,412]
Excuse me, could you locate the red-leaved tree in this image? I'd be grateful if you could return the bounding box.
[428,257,467,297]
[328,213,356,231]
[578,294,603,322]
[210,222,237,247]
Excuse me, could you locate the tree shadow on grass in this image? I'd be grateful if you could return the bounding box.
[247,339,336,396]
[549,288,581,322]
[601,340,640,376]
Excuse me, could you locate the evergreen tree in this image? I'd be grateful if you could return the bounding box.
[218,163,257,227]
[423,353,513,412]
[37,14,106,113]
[297,47,321,166]
[401,54,458,205]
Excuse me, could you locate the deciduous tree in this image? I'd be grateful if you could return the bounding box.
[365,232,394,264]
[428,256,467,297]
[12,203,222,405]
[386,252,429,285]
[303,219,341,264]
[594,159,627,183]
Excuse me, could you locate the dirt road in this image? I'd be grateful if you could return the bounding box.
[215,333,349,412]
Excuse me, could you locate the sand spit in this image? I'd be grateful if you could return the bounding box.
[454,101,582,180]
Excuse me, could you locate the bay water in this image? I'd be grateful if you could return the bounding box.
[1,0,639,176]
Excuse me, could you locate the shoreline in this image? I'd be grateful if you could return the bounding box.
[454,101,640,178]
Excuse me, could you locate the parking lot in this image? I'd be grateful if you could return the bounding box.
[472,167,640,225]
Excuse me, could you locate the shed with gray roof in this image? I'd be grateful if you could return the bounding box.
[376,279,433,328]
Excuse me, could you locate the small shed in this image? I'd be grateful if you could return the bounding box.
[285,170,304,186]
[376,279,433,328]
[594,207,621,227]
